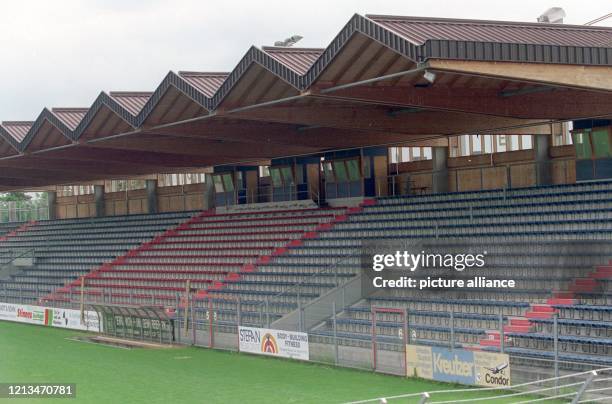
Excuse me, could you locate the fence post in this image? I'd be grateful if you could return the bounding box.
[404,308,410,345]
[418,392,430,404]
[258,302,263,327]
[334,264,338,287]
[553,312,559,391]
[332,301,339,365]
[237,297,242,327]
[175,293,181,344]
[265,298,270,328]
[191,297,196,346]
[499,313,505,354]
[297,286,302,332]
[449,311,455,352]
[571,370,597,404]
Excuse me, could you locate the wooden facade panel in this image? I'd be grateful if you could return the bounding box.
[552,159,575,184]
[185,194,204,211]
[448,171,457,192]
[158,196,171,212]
[113,200,127,216]
[457,169,482,191]
[65,204,77,219]
[374,155,388,196]
[481,166,507,190]
[307,164,320,201]
[510,164,536,188]
[76,203,91,218]
[409,173,433,194]
[128,198,147,215]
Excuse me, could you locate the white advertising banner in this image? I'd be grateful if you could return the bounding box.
[238,326,309,360]
[0,302,101,332]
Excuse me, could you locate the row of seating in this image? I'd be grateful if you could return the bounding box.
[0,211,197,302]
[307,181,612,366]
[49,207,351,310]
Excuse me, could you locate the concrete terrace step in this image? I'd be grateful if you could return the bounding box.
[547,298,576,305]
[524,304,557,319]
[503,325,531,333]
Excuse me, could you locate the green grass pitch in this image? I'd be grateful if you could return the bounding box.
[0,321,560,403]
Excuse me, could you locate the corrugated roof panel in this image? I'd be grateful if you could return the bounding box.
[109,92,153,115]
[178,72,228,98]
[51,108,88,131]
[262,46,324,74]
[367,15,612,47]
[1,121,32,142]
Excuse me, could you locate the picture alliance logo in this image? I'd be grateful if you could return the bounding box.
[371,250,487,272]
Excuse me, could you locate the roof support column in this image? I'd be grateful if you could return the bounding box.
[146,179,158,214]
[432,146,449,194]
[203,174,215,210]
[94,185,105,217]
[47,191,57,220]
[534,134,552,186]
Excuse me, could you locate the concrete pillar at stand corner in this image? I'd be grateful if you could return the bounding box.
[146,179,158,214]
[432,146,449,194]
[8,201,17,222]
[534,134,552,185]
[47,191,57,220]
[203,174,215,210]
[94,185,105,217]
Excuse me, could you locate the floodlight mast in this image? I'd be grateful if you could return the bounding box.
[273,35,303,47]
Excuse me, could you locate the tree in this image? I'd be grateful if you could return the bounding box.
[0,192,31,202]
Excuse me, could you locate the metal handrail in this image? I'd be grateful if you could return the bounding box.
[346,367,612,404]
[235,185,321,206]
[248,251,358,311]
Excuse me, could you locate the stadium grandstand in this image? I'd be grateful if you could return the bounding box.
[1,10,612,403]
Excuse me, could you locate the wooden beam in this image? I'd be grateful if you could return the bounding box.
[427,59,612,92]
[317,86,612,119]
[229,103,552,136]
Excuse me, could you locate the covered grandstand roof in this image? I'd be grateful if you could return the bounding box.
[0,13,610,190]
[367,15,612,47]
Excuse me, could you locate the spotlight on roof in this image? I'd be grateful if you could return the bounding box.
[274,35,303,47]
[537,7,566,24]
[423,70,437,84]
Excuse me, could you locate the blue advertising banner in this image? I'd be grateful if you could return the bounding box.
[431,346,475,385]
[406,344,511,387]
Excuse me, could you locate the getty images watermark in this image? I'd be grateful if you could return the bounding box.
[361,241,516,291]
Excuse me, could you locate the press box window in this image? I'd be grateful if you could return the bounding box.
[323,162,334,182]
[323,159,361,183]
[270,166,294,187]
[591,129,611,158]
[212,173,234,193]
[572,132,592,159]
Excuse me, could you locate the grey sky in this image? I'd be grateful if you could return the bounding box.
[0,0,609,120]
